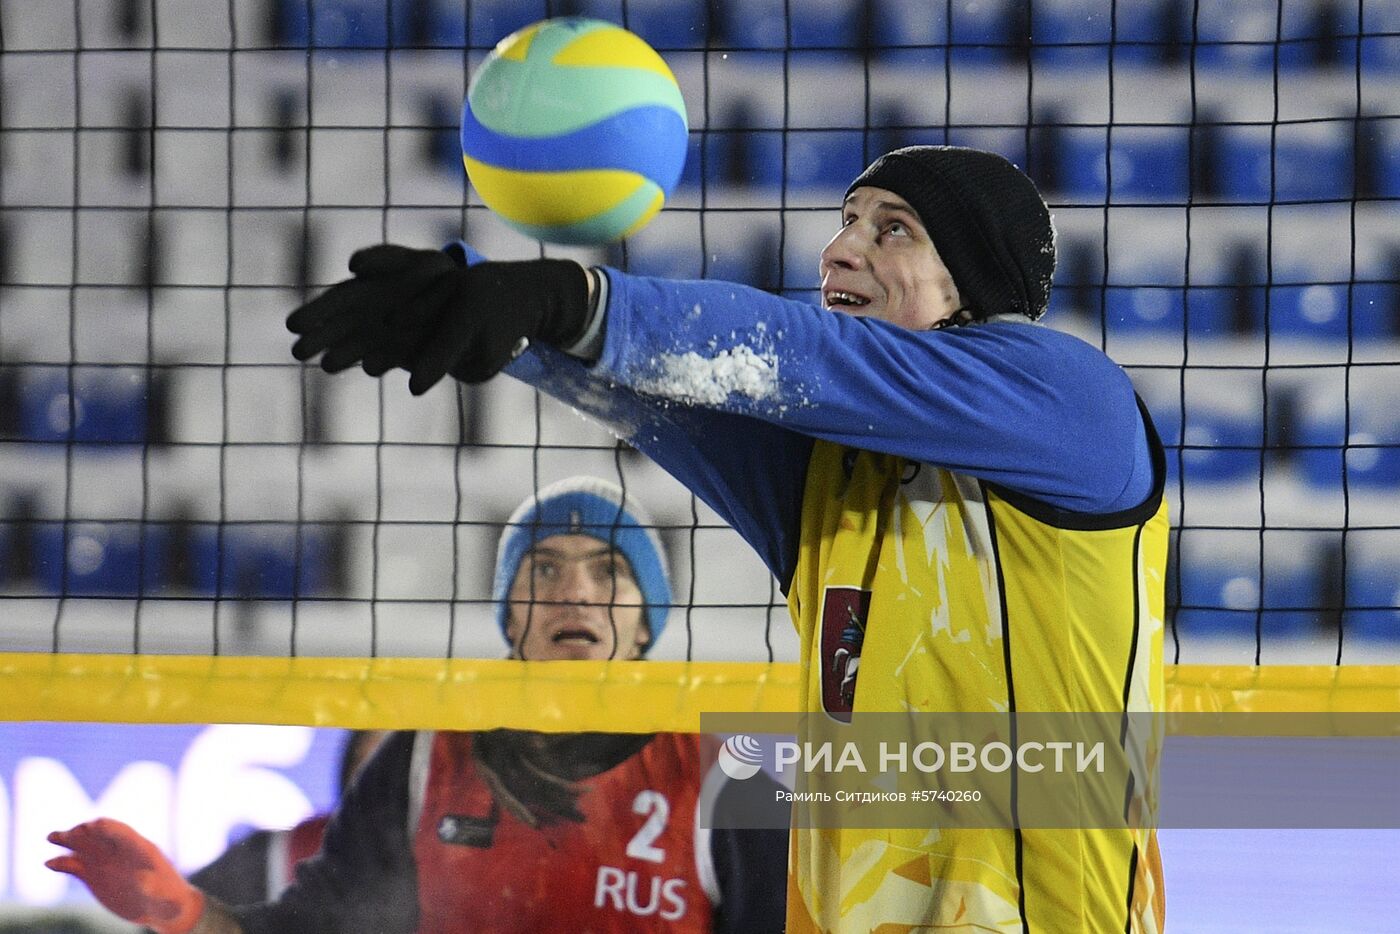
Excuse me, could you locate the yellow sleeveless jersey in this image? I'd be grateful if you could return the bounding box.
[784,431,1168,933]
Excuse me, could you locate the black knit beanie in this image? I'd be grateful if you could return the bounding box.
[845,145,1056,322]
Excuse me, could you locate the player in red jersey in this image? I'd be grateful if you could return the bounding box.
[48,477,788,934]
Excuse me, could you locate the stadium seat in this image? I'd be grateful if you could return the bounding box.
[1030,0,1174,69]
[1104,286,1185,335]
[1297,0,1361,70]
[1184,409,1264,483]
[1056,126,1190,203]
[576,0,708,50]
[22,518,339,600]
[1263,278,1395,343]
[218,525,337,599]
[1189,0,1316,72]
[1182,285,1246,338]
[1360,4,1400,72]
[1100,277,1234,341]
[151,521,221,594]
[280,0,397,49]
[388,0,467,48]
[949,0,1014,65]
[713,0,862,52]
[1295,383,1400,490]
[37,521,151,598]
[19,367,149,445]
[1029,0,1110,69]
[1349,277,1398,340]
[172,522,339,599]
[1216,122,1353,205]
[467,0,553,49]
[702,102,785,189]
[1344,543,1400,640]
[869,0,947,67]
[783,130,867,191]
[1174,533,1324,638]
[1103,286,1234,340]
[1141,383,1263,487]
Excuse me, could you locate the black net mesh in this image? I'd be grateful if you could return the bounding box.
[1,0,1398,669]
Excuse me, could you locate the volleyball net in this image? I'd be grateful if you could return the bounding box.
[2,0,1400,732]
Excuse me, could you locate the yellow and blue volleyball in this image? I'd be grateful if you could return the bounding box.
[461,18,689,245]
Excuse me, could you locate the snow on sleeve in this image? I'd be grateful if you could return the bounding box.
[632,341,779,406]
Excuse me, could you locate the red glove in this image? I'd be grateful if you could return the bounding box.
[47,818,206,934]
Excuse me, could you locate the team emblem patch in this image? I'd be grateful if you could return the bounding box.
[437,812,496,848]
[819,586,871,720]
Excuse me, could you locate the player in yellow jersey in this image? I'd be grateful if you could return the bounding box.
[283,145,1168,932]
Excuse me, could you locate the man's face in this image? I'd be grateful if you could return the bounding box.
[819,186,962,330]
[505,534,649,661]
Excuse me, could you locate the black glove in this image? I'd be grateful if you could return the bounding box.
[286,244,592,394]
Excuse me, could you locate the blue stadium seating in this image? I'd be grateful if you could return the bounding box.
[34,522,151,598]
[13,520,335,599]
[701,121,785,190]
[1174,538,1323,637]
[783,131,868,191]
[26,0,1400,646]
[1056,126,1190,202]
[1216,122,1353,204]
[216,526,336,599]
[1361,4,1400,72]
[466,0,553,49]
[579,0,708,50]
[1104,286,1186,335]
[869,0,947,67]
[281,0,401,48]
[1350,276,1397,339]
[1030,0,1176,69]
[20,369,148,445]
[279,0,554,50]
[1344,556,1400,640]
[390,0,468,48]
[1102,283,1236,340]
[714,0,863,52]
[1296,400,1400,490]
[1189,1,1315,72]
[1148,402,1263,486]
[948,0,1014,65]
[1262,280,1394,342]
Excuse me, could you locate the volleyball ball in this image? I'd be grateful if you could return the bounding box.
[460,18,689,245]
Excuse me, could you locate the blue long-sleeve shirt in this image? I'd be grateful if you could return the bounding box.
[505,270,1154,590]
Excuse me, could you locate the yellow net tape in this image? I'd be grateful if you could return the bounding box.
[1,654,1396,731]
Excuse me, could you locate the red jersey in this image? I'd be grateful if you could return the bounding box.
[411,731,718,934]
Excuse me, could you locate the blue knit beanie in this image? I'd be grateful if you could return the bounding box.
[492,477,671,652]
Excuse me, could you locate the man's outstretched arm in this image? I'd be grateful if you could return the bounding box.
[47,818,244,934]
